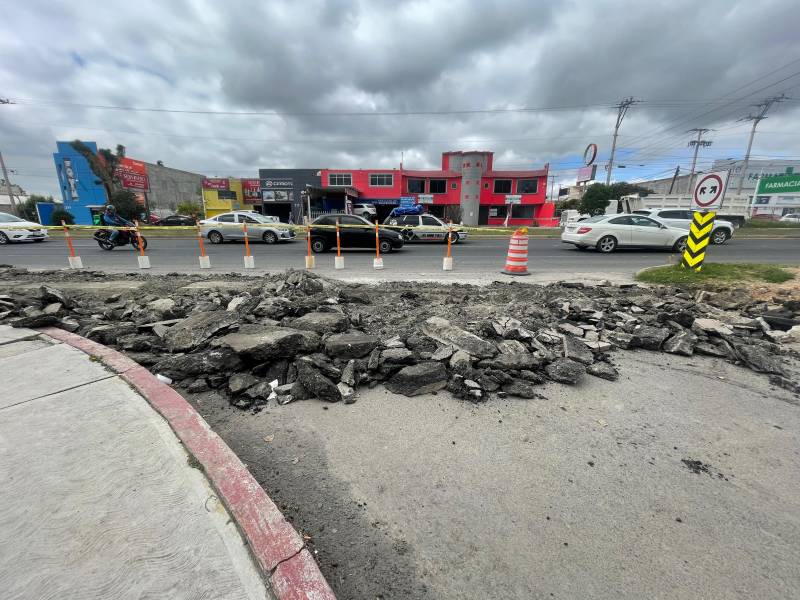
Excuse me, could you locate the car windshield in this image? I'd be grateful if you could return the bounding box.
[0,213,25,223]
[580,215,609,223]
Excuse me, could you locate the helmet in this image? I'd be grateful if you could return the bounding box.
[105,205,116,213]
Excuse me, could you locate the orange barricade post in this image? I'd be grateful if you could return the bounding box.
[373,221,384,270]
[242,222,255,269]
[134,221,150,269]
[501,227,530,276]
[443,220,454,271]
[305,223,315,269]
[334,218,344,270]
[196,225,211,269]
[62,220,83,269]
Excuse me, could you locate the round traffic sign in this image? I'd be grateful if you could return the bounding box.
[693,173,724,208]
[583,143,598,166]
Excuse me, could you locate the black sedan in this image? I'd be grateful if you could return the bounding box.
[158,214,197,226]
[309,214,404,253]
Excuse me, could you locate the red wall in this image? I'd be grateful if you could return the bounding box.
[320,169,401,198]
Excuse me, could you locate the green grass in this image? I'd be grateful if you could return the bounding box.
[636,263,796,285]
[741,220,800,229]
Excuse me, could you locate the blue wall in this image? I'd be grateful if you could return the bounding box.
[53,141,108,225]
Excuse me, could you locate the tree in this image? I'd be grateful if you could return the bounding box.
[578,183,613,216]
[20,194,54,222]
[70,140,118,199]
[109,189,141,221]
[609,182,653,199]
[177,201,203,217]
[50,209,75,225]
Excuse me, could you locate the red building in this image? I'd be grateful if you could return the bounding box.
[318,150,555,226]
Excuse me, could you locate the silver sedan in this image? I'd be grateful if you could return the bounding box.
[199,211,296,244]
[561,214,688,253]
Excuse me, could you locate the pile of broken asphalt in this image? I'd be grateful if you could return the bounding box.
[1,265,798,408]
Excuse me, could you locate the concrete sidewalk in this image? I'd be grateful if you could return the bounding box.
[0,326,271,600]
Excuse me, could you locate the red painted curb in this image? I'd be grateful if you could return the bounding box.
[39,327,336,600]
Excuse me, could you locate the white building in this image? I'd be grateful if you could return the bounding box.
[0,180,28,214]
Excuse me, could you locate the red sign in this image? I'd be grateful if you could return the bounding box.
[242,179,261,203]
[115,158,149,191]
[577,164,597,183]
[203,178,230,190]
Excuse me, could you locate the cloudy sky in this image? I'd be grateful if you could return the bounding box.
[2,0,800,198]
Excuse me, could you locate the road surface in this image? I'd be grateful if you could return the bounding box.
[1,237,797,282]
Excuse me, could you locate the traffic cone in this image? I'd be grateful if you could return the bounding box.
[501,227,530,276]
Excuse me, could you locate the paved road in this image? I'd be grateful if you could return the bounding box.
[1,237,797,282]
[187,351,800,600]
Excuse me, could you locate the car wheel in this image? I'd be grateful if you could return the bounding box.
[596,235,617,253]
[445,231,459,244]
[673,236,688,253]
[262,231,278,244]
[208,230,224,244]
[711,229,729,245]
[0,232,9,245]
[310,237,327,253]
[379,239,393,254]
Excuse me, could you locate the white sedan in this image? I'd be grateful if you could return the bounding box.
[561,214,688,253]
[199,211,296,244]
[0,212,48,245]
[779,213,800,224]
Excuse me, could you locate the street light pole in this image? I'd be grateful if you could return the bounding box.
[606,97,639,185]
[0,150,20,216]
[736,94,786,196]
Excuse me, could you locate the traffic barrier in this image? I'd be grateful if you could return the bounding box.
[443,222,454,271]
[373,221,384,270]
[305,224,315,269]
[196,225,211,269]
[681,211,715,272]
[61,220,83,269]
[334,219,344,270]
[501,227,530,276]
[134,221,150,269]
[242,223,255,269]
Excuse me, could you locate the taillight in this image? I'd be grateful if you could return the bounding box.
[576,226,592,234]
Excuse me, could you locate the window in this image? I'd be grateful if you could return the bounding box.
[399,216,418,226]
[658,210,685,219]
[217,214,235,223]
[517,179,538,194]
[493,180,512,194]
[630,216,661,228]
[421,215,440,226]
[369,173,393,187]
[0,213,23,223]
[341,215,367,226]
[609,216,634,225]
[408,179,425,194]
[329,173,352,186]
[451,182,457,189]
[315,216,334,225]
[429,179,446,194]
[484,183,489,189]
[241,215,261,223]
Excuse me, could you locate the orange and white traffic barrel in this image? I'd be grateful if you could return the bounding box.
[501,227,530,276]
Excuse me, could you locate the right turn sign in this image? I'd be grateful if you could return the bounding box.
[691,170,729,211]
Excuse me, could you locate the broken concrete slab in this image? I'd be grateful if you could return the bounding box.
[324,332,380,359]
[386,362,448,396]
[220,328,320,361]
[165,311,239,352]
[422,317,496,359]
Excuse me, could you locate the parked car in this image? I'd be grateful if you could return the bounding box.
[310,214,403,253]
[199,211,296,244]
[633,208,734,244]
[352,204,377,220]
[0,212,48,244]
[561,214,688,253]
[384,213,467,243]
[157,214,197,226]
[779,213,800,224]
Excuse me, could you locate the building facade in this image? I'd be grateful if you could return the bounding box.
[52,141,109,225]
[0,180,29,215]
[320,151,553,226]
[144,162,204,213]
[257,169,322,223]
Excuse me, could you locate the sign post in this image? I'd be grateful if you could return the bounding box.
[681,170,728,272]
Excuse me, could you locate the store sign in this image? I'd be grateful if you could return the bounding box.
[242,179,261,203]
[261,178,294,189]
[203,178,229,190]
[576,164,597,183]
[114,158,149,191]
[505,195,522,205]
[262,190,291,202]
[756,174,800,195]
[417,194,434,204]
[400,196,416,207]
[63,158,78,199]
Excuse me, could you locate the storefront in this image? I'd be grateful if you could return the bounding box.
[258,169,322,223]
[752,174,800,219]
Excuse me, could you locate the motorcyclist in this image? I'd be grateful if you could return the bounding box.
[101,205,133,244]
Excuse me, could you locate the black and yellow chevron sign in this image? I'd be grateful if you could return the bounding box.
[681,211,716,271]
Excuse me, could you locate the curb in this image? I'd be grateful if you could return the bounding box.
[39,327,336,600]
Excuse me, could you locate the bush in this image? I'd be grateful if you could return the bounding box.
[50,209,75,225]
[109,189,141,221]
[177,201,203,217]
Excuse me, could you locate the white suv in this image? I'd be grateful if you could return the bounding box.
[352,204,377,220]
[633,208,734,244]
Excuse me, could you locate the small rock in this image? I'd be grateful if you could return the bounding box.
[228,373,259,395]
[545,358,586,384]
[325,332,380,358]
[340,360,357,386]
[449,350,473,376]
[502,379,544,399]
[497,339,528,355]
[386,362,448,396]
[586,362,619,381]
[691,318,734,337]
[430,345,455,361]
[381,347,415,366]
[165,311,239,352]
[663,330,697,356]
[606,331,634,349]
[186,378,210,393]
[557,323,584,337]
[42,302,63,316]
[422,316,496,358]
[337,382,356,404]
[292,311,349,334]
[562,335,594,365]
[296,359,342,402]
[631,325,671,351]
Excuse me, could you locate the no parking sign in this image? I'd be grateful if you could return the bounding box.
[691,170,729,211]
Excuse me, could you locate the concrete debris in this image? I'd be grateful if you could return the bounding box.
[1,267,797,408]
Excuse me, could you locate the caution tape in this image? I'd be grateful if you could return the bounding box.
[681,211,715,271]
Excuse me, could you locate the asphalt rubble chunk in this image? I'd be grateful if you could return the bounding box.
[1,266,798,410]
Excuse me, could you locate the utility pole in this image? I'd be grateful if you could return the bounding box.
[548,174,557,201]
[736,94,787,196]
[605,97,639,185]
[0,151,20,216]
[685,128,713,194]
[668,166,680,194]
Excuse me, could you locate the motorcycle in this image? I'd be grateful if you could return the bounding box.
[93,229,148,251]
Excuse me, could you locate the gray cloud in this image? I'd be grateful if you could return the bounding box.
[1,0,799,197]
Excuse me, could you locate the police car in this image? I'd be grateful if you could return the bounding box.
[384,213,467,243]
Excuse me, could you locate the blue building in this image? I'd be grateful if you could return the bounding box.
[53,141,108,225]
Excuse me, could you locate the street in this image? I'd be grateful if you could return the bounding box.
[1,237,797,281]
